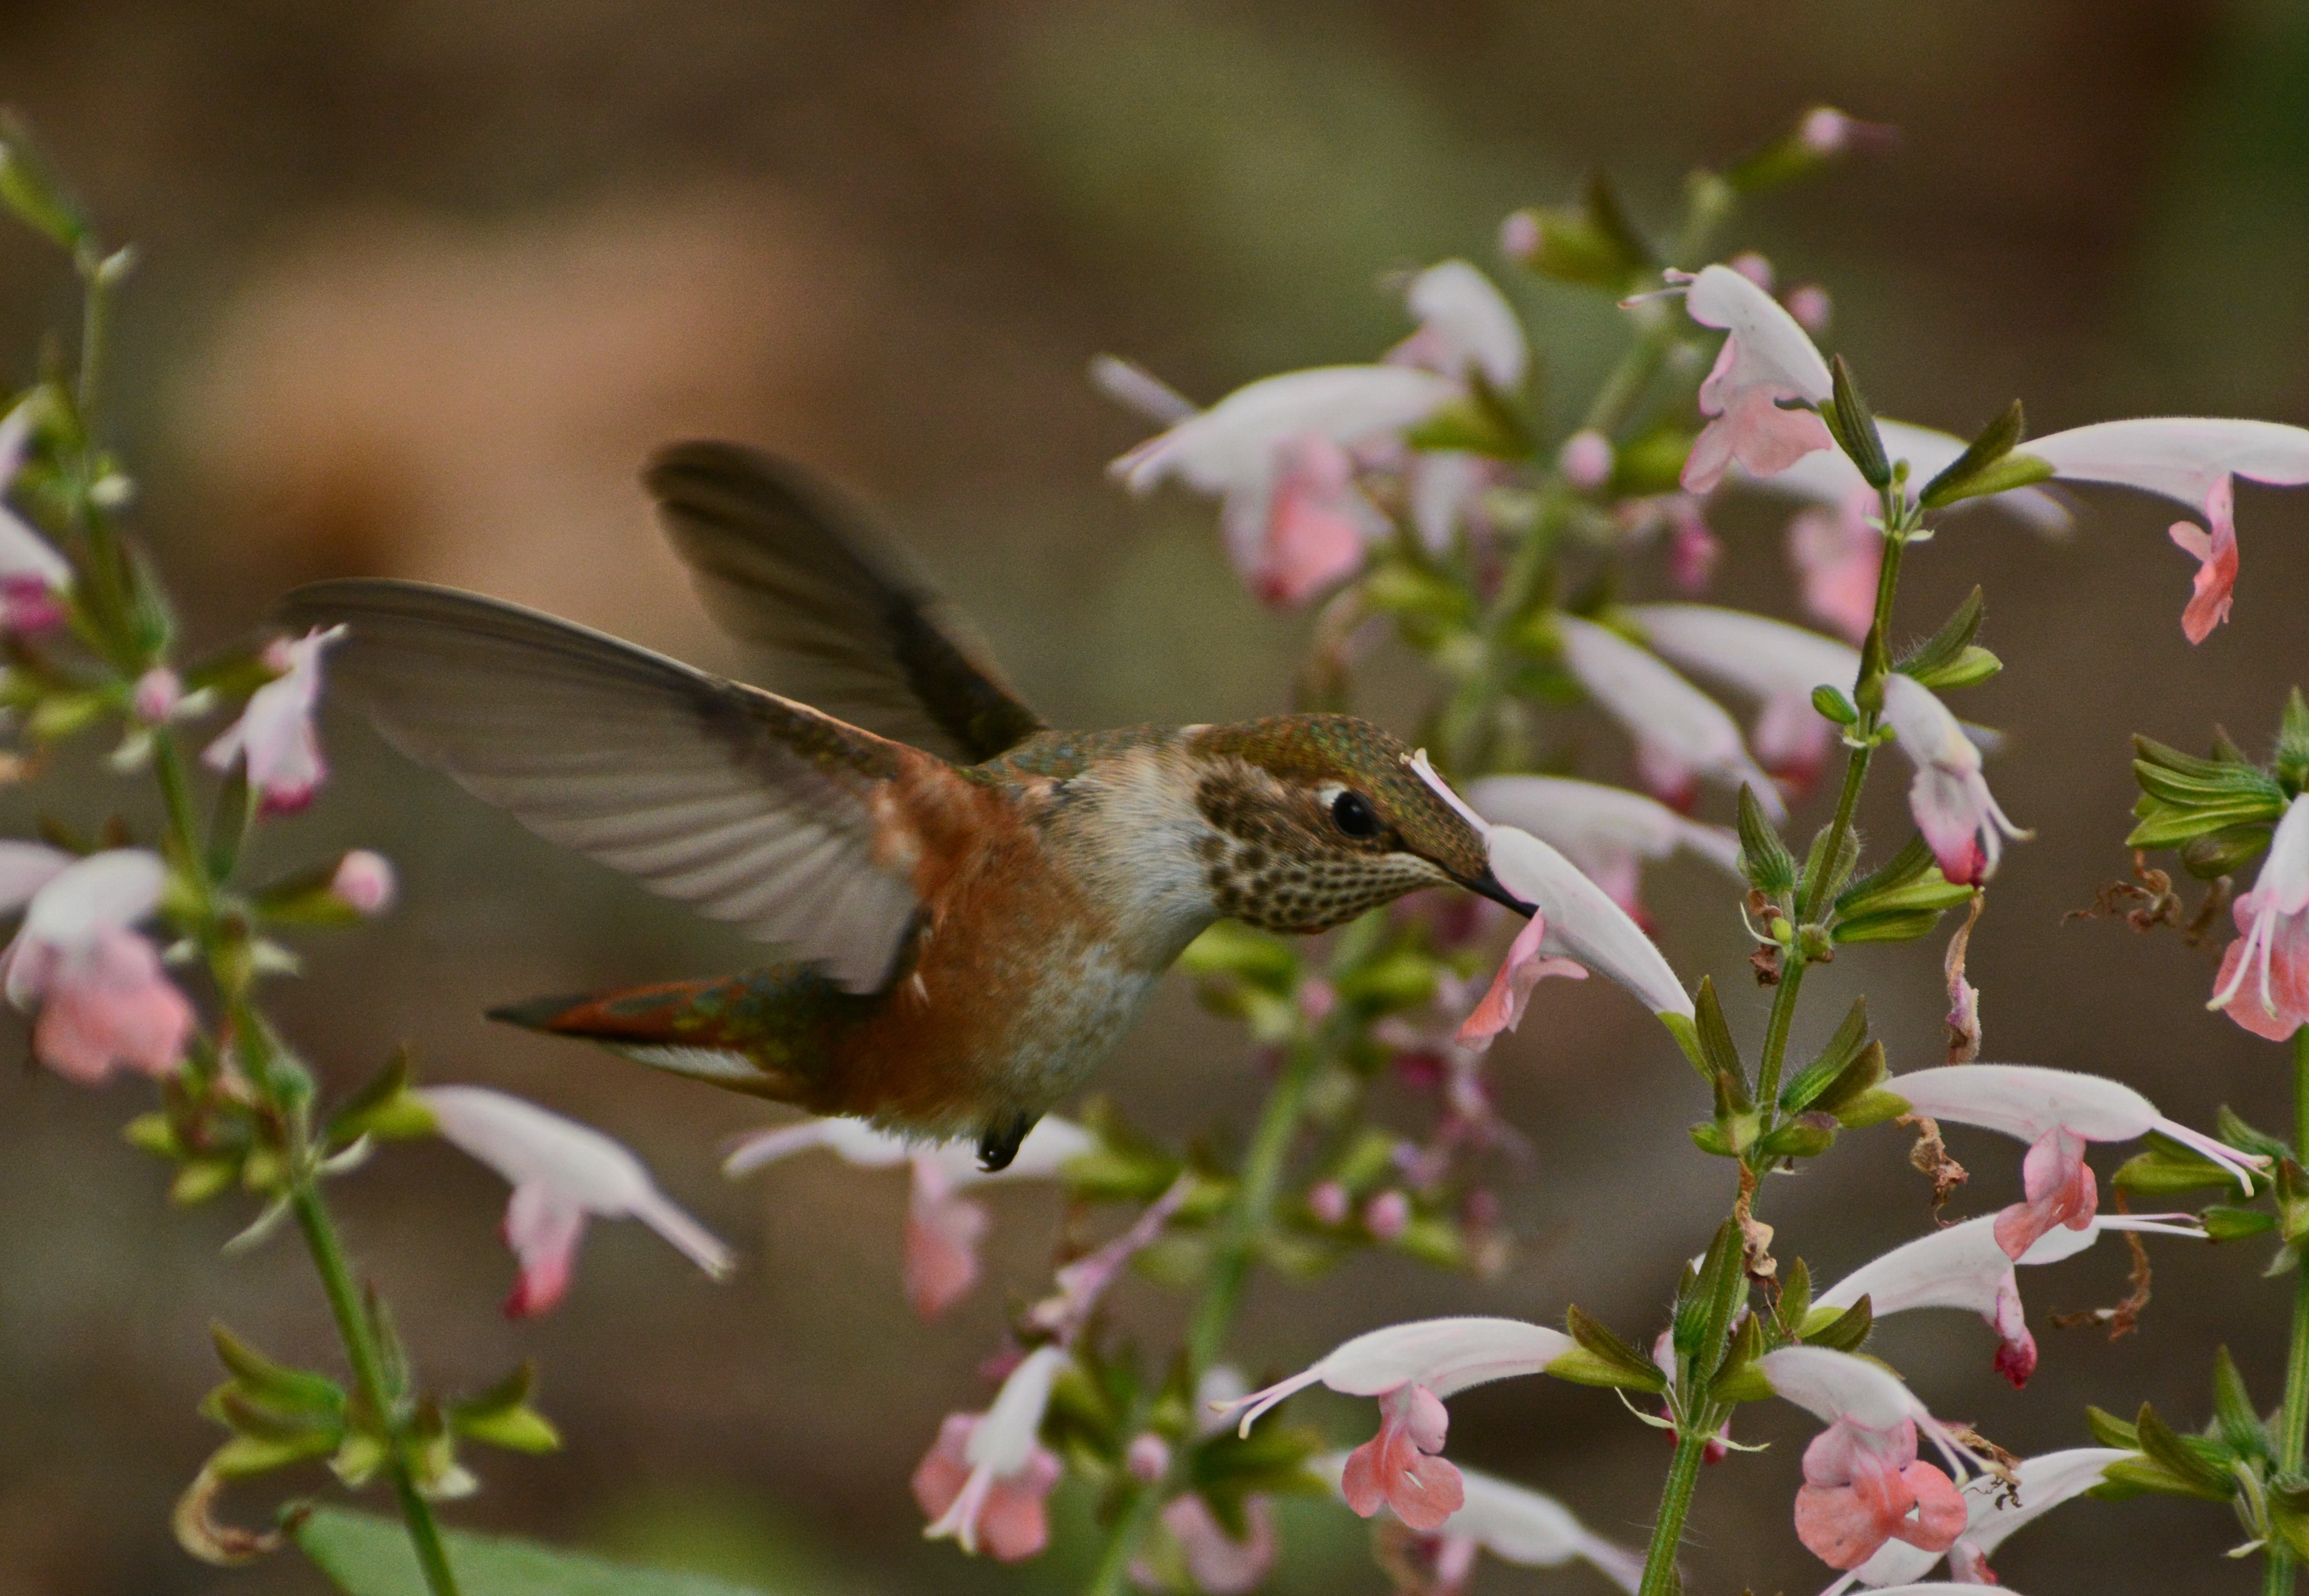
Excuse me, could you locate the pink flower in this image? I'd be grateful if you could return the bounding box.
[1407,450,1505,553]
[1785,284,1833,335]
[417,1086,733,1316]
[2209,793,2309,1039]
[1390,261,1528,392]
[1624,604,1858,796]
[1671,264,1835,493]
[1125,1432,1171,1484]
[1467,774,1740,921]
[329,850,396,916]
[131,667,183,725]
[202,626,347,815]
[1217,1317,1574,1532]
[1363,1189,1411,1242]
[1788,502,1881,643]
[1554,614,1783,815]
[917,1344,1068,1559]
[1881,674,2026,885]
[723,1114,1090,1320]
[1456,910,1588,1045]
[1842,1448,2128,1590]
[1815,1211,2203,1389]
[1666,498,1722,594]
[1758,1347,1970,1574]
[1558,428,1615,491]
[1888,1064,2262,1260]
[2025,417,2309,642]
[1248,432,1382,607]
[0,847,194,1086]
[0,398,72,637]
[1308,1179,1350,1226]
[1150,1493,1276,1594]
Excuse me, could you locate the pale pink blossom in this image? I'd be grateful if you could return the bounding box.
[1089,355,1198,426]
[329,850,396,916]
[918,1343,1068,1559]
[0,398,72,636]
[1498,210,1541,264]
[1467,774,1741,920]
[1554,614,1783,815]
[2027,417,2309,642]
[1788,502,1882,642]
[723,1114,1090,1319]
[1311,1452,1642,1594]
[1888,1064,2262,1259]
[1392,261,1528,392]
[1558,428,1615,491]
[1149,1493,1276,1594]
[1025,1173,1192,1340]
[1754,417,2072,550]
[1841,1448,2128,1590]
[131,667,181,724]
[1881,674,2026,885]
[1673,264,1835,493]
[1125,1432,1171,1484]
[418,1086,733,1317]
[202,626,347,815]
[1308,1179,1351,1226]
[1407,450,1505,553]
[1785,284,1833,335]
[1410,752,1695,1023]
[1363,1189,1411,1242]
[1215,1318,1575,1532]
[1626,604,1859,794]
[1759,1347,1969,1573]
[1815,1211,2203,1389]
[2209,793,2309,1039]
[1247,432,1384,607]
[0,847,193,1086]
[1729,251,1775,292]
[1667,498,1722,592]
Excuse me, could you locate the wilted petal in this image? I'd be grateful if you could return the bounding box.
[202,627,347,814]
[1676,264,1835,492]
[420,1086,732,1315]
[1556,615,1782,815]
[1396,261,1528,390]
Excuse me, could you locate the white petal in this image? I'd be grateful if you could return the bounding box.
[1748,418,2071,533]
[20,849,167,951]
[2256,796,2309,918]
[1886,1065,2157,1145]
[1815,1214,2013,1321]
[1881,675,1981,777]
[966,1345,1068,1477]
[1088,355,1198,425]
[1312,1316,1574,1402]
[1405,261,1527,390]
[1684,264,1833,404]
[1758,1345,1928,1436]
[1963,1447,2130,1555]
[2029,417,2309,510]
[1626,604,1860,707]
[1110,366,1458,497]
[0,840,73,916]
[1486,827,1694,1019]
[1469,776,1741,882]
[1448,1465,1641,1589]
[0,506,70,588]
[1556,615,1780,814]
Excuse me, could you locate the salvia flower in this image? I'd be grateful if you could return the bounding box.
[1145,1493,1276,1595]
[1390,259,1528,392]
[725,1114,1090,1319]
[1888,1064,2262,1259]
[1758,1346,1970,1573]
[1881,674,2027,885]
[418,1086,733,1317]
[1408,753,1696,1026]
[202,626,347,815]
[0,397,72,636]
[1,846,193,1085]
[917,1343,1068,1560]
[1554,614,1783,815]
[1466,773,1741,920]
[1558,428,1615,491]
[2209,792,2309,1039]
[1311,1452,1642,1595]
[2026,417,2309,642]
[1815,1211,2204,1388]
[1671,263,1835,493]
[1215,1317,1575,1532]
[1625,603,1862,794]
[1840,1447,2128,1590]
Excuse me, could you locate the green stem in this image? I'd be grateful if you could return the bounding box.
[2268,1028,2309,1596]
[1083,1482,1164,1596]
[1187,1032,1324,1372]
[1637,1425,1709,1596]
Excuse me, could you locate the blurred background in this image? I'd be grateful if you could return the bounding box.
[2,0,2307,1590]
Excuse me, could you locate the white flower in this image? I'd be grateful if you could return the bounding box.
[1757,417,2072,534]
[419,1086,732,1316]
[1310,1452,1642,1594]
[0,397,73,634]
[1555,614,1783,816]
[1673,264,1835,492]
[1842,1448,2129,1590]
[2209,792,2309,1038]
[202,626,347,814]
[1760,1346,1971,1574]
[1880,674,2027,886]
[1466,774,1741,917]
[0,847,193,1086]
[1391,260,1528,390]
[917,1345,1068,1559]
[1626,603,1861,793]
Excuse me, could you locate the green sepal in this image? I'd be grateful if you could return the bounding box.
[123,1110,181,1159]
[2269,1484,2309,1560]
[1812,684,1859,726]
[1613,425,1694,497]
[2132,739,2289,808]
[1822,356,1890,489]
[2112,1134,2245,1196]
[1779,1000,1869,1113]
[330,1431,389,1489]
[2279,1159,2309,1244]
[2202,1206,2277,1242]
[2128,799,2285,852]
[448,1362,563,1455]
[2133,1402,2237,1500]
[1803,1040,1889,1119]
[1827,1086,1908,1130]
[1692,978,1748,1103]
[1917,401,2027,509]
[1797,1296,1872,1353]
[1756,1119,1837,1159]
[1833,835,1935,914]
[208,1429,339,1479]
[1191,1420,1329,1531]
[171,1159,239,1206]
[1361,563,1475,626]
[1831,909,1951,946]
[1556,1306,1667,1393]
[1505,172,1655,292]
[1659,1010,1707,1081]
[2085,1405,2139,1450]
[1179,922,1299,993]
[2219,1106,2294,1167]
[1672,1220,1742,1363]
[0,111,88,250]
[1801,822,1861,912]
[325,1046,434,1147]
[1710,1314,1771,1404]
[2093,1455,2230,1503]
[2182,823,2280,880]
[2279,686,2309,794]
[1065,1099,1189,1204]
[1689,1120,1734,1157]
[1404,374,1532,459]
[1334,947,1440,1015]
[2211,1347,2271,1462]
[1735,784,1797,896]
[1925,448,2054,508]
[1892,587,1984,675]
[1775,1258,1814,1339]
[206,760,254,884]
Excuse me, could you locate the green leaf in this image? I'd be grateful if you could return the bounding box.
[2211,1347,2270,1462]
[1735,784,1797,896]
[1822,356,1890,489]
[1917,402,2025,509]
[1893,587,1984,679]
[1562,1305,1667,1393]
[2202,1206,2277,1242]
[1780,1001,1869,1113]
[296,1508,774,1596]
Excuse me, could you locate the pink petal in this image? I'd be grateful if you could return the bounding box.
[1992,1326,2039,1389]
[1788,502,1882,644]
[29,928,192,1084]
[2173,476,2240,644]
[1456,913,1586,1045]
[975,1451,1061,1562]
[1253,434,1369,607]
[501,1183,587,1317]
[1910,767,1991,886]
[1163,1493,1276,1595]
[1340,1432,1388,1517]
[911,1412,976,1523]
[1795,1471,1907,1570]
[1667,500,1721,592]
[2214,912,2309,1040]
[905,1186,989,1320]
[1992,1129,2097,1262]
[1890,1461,1967,1552]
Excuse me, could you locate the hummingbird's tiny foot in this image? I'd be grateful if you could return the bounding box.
[977,1112,1038,1173]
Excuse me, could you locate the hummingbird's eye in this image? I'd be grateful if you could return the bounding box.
[1330,789,1381,839]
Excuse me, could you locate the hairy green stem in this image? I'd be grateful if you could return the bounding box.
[2268,1028,2309,1596]
[1638,1425,1708,1596]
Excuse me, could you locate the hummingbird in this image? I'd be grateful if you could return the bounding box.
[281,443,1527,1170]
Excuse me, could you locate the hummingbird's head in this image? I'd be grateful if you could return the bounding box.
[1183,715,1528,933]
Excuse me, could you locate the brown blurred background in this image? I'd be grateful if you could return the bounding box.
[2,1,2308,1591]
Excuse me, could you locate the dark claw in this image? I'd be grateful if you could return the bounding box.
[977,1112,1037,1173]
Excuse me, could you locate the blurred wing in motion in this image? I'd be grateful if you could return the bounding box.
[278,579,929,992]
[646,441,1047,766]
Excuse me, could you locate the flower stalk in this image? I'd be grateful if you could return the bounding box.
[2270,1024,2309,1596]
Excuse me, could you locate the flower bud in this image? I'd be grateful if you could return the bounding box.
[1556,428,1615,492]
[330,850,396,917]
[1784,284,1831,335]
[1728,251,1775,292]
[1363,1190,1410,1242]
[1799,107,1853,154]
[1125,1432,1172,1483]
[1308,1180,1350,1226]
[132,667,181,724]
[1498,209,1541,264]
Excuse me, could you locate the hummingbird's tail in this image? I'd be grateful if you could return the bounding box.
[487,970,847,1101]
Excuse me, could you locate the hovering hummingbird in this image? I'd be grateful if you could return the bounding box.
[282,444,1528,1170]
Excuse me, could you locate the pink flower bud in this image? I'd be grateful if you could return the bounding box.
[1125,1432,1171,1483]
[1728,251,1775,293]
[330,850,397,916]
[1799,107,1853,154]
[1308,1180,1350,1226]
[1363,1190,1410,1242]
[1498,209,1541,264]
[1297,976,1336,1023]
[1556,428,1615,492]
[1784,284,1832,334]
[131,667,181,724]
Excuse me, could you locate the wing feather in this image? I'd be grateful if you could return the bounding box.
[278,579,932,992]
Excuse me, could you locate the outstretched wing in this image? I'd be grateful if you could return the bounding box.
[646,442,1046,766]
[278,579,931,993]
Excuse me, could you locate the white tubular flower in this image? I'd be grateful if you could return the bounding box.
[419,1086,733,1316]
[1880,674,2027,886]
[1626,603,1861,793]
[724,1114,1089,1320]
[1759,1346,1970,1574]
[2026,417,2309,642]
[917,1344,1068,1560]
[1674,264,1835,492]
[1466,774,1741,919]
[1310,1452,1642,1594]
[0,396,72,635]
[1842,1448,2128,1590]
[1392,259,1528,391]
[1,847,194,1086]
[1555,614,1783,816]
[202,626,348,815]
[1814,1210,2204,1389]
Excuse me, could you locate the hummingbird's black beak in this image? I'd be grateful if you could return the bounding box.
[1459,865,1536,919]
